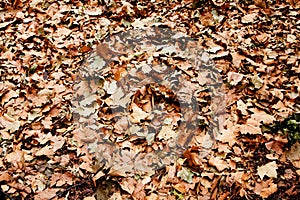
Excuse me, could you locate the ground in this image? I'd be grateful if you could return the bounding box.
[0,0,299,199]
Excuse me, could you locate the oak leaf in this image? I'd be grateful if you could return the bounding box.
[254,179,277,198]
[257,161,278,179]
[208,156,228,172]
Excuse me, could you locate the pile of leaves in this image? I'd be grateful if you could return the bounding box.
[0,0,299,199]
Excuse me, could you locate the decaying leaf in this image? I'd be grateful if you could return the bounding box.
[250,75,264,89]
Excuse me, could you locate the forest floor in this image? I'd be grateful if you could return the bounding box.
[0,0,299,199]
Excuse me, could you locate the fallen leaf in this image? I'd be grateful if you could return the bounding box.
[119,178,135,195]
[257,161,278,179]
[286,142,300,168]
[241,13,257,23]
[250,109,275,124]
[84,197,96,200]
[0,21,14,29]
[209,156,228,172]
[35,146,54,157]
[177,167,193,183]
[5,150,24,166]
[237,119,262,135]
[287,34,296,43]
[286,142,300,160]
[157,125,177,140]
[227,72,244,86]
[250,75,264,89]
[236,99,248,115]
[217,129,237,147]
[146,193,158,200]
[231,52,246,68]
[173,182,188,193]
[265,140,284,155]
[130,103,149,123]
[260,181,277,198]
[80,45,93,53]
[34,188,60,200]
[92,171,105,186]
[0,172,12,182]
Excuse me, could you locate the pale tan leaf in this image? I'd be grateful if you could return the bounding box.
[35,146,54,156]
[84,197,96,200]
[241,13,257,23]
[227,72,244,86]
[257,161,278,179]
[130,103,149,123]
[157,125,177,140]
[208,157,228,172]
[119,178,135,194]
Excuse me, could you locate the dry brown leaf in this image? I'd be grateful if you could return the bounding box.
[5,150,24,167]
[236,99,248,115]
[286,142,300,161]
[231,52,246,68]
[56,172,73,187]
[255,33,269,44]
[34,188,60,200]
[250,75,264,89]
[241,13,257,23]
[130,103,149,123]
[41,117,52,129]
[1,90,18,104]
[146,193,159,200]
[291,160,300,168]
[250,109,275,124]
[50,136,65,152]
[217,129,236,147]
[227,72,244,86]
[208,156,228,172]
[265,140,285,155]
[286,142,300,168]
[80,45,93,53]
[157,125,177,140]
[260,182,277,198]
[173,182,188,193]
[132,181,146,200]
[119,178,136,195]
[35,146,54,157]
[237,119,262,135]
[0,172,12,182]
[92,171,105,186]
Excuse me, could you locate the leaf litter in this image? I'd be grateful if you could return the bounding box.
[0,0,299,199]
